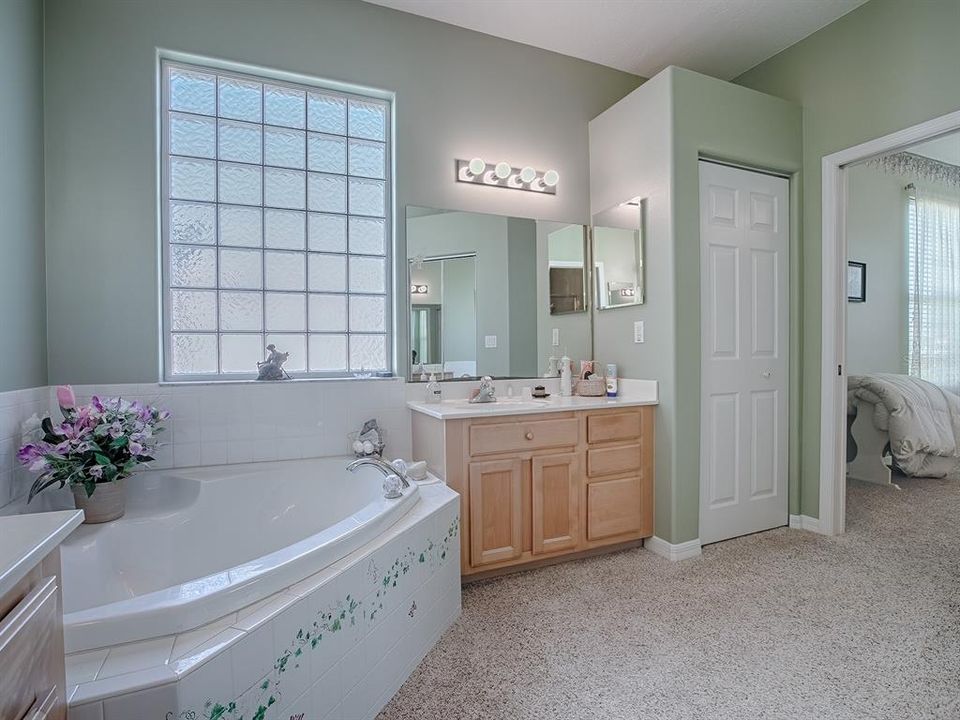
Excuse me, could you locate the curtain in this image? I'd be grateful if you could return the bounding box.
[908,187,960,393]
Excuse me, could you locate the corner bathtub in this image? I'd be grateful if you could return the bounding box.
[60,456,419,653]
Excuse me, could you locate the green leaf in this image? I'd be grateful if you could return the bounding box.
[83,480,96,497]
[28,475,66,503]
[94,453,111,466]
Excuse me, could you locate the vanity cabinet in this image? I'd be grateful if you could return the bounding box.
[412,405,654,578]
[0,511,80,720]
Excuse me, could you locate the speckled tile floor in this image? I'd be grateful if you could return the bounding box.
[378,476,960,719]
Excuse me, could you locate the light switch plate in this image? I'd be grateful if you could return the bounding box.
[484,335,498,348]
[552,328,559,346]
[633,321,644,343]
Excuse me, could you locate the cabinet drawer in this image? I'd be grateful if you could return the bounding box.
[0,577,61,720]
[587,476,643,541]
[470,418,579,456]
[587,412,642,445]
[587,443,642,477]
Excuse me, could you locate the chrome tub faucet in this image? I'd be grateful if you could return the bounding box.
[347,456,410,498]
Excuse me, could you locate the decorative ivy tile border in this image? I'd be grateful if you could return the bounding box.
[171,516,460,720]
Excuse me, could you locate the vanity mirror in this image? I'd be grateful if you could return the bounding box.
[592,200,645,308]
[406,207,592,380]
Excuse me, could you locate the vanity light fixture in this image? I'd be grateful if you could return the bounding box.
[411,284,429,295]
[456,158,559,195]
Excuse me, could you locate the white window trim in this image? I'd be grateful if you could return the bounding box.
[158,53,395,382]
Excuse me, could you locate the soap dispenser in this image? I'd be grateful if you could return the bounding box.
[559,352,573,397]
[425,374,442,404]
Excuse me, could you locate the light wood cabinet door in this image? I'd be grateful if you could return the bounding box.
[532,453,580,554]
[469,458,523,566]
[0,577,63,720]
[587,475,644,541]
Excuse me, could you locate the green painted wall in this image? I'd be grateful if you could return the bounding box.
[735,0,960,517]
[671,68,802,541]
[43,0,640,384]
[845,162,912,376]
[0,0,46,392]
[590,67,801,543]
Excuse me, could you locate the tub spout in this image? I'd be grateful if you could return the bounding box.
[347,456,411,494]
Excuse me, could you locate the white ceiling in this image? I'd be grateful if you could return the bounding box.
[910,132,960,167]
[363,0,868,80]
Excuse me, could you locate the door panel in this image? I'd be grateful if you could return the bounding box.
[532,453,579,554]
[469,458,523,566]
[699,161,789,544]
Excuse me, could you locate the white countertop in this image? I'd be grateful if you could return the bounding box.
[407,393,658,420]
[0,509,83,598]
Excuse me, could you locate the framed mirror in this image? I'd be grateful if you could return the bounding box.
[406,207,592,380]
[592,200,645,309]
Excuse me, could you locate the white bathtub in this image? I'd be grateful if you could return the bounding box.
[60,456,419,653]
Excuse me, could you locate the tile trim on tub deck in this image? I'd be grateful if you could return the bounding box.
[66,484,461,720]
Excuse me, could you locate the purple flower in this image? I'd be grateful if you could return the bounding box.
[129,441,143,456]
[17,442,50,465]
[88,465,103,479]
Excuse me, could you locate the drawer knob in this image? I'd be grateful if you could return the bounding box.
[525,431,534,440]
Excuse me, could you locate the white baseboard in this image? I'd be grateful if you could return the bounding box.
[789,514,822,533]
[644,535,702,561]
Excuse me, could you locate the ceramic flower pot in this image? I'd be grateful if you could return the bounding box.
[72,477,126,524]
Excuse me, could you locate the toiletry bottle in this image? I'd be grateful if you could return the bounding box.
[560,353,573,397]
[545,355,559,378]
[606,363,619,398]
[425,374,442,404]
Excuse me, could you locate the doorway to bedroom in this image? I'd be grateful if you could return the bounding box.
[828,122,960,532]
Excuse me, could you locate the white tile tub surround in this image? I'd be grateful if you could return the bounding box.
[0,385,51,509]
[59,378,412,472]
[67,484,461,720]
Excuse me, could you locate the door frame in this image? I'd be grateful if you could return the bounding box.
[819,108,960,535]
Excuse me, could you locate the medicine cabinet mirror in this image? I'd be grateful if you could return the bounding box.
[591,200,645,309]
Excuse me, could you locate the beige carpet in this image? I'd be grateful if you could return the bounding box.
[379,477,960,719]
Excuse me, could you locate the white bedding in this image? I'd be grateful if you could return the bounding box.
[847,373,960,477]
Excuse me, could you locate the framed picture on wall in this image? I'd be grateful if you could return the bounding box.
[847,261,866,302]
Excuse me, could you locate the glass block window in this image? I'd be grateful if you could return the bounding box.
[161,60,392,379]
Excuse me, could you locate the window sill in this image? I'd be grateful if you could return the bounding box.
[159,375,399,387]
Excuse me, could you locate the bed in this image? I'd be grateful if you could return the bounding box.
[847,373,960,485]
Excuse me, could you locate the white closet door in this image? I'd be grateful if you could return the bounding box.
[699,161,789,545]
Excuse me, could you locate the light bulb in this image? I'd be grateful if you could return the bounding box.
[542,169,560,188]
[494,162,512,180]
[468,157,486,176]
[519,166,536,183]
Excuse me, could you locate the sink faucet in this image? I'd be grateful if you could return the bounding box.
[347,456,410,498]
[469,376,497,404]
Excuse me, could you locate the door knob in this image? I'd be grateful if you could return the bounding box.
[761,371,772,378]
[525,431,534,440]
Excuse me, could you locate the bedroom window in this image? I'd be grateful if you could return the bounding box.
[160,59,392,380]
[907,189,960,392]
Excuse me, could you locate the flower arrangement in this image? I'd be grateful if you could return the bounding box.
[18,385,171,502]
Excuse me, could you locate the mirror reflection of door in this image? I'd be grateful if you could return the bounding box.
[547,224,587,315]
[409,255,477,378]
